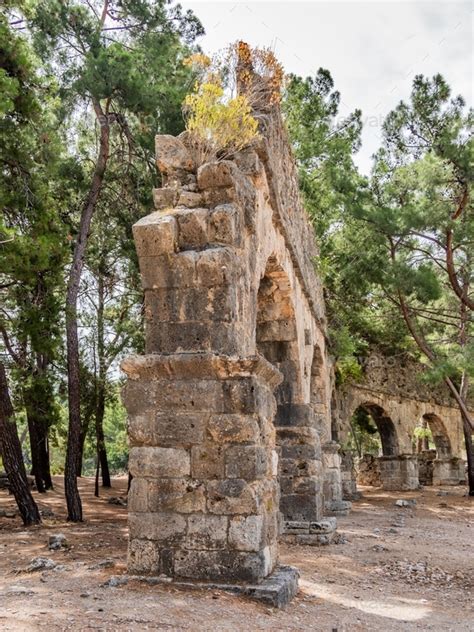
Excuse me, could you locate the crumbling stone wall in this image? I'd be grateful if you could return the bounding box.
[357,454,382,487]
[122,92,334,583]
[333,353,468,491]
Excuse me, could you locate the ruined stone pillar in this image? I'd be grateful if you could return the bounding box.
[275,403,323,522]
[340,450,360,500]
[123,354,281,582]
[432,457,466,486]
[322,442,351,515]
[378,454,419,491]
[122,137,287,588]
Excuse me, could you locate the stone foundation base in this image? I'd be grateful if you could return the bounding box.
[433,457,466,486]
[282,517,338,545]
[325,499,352,516]
[379,454,419,491]
[129,565,299,608]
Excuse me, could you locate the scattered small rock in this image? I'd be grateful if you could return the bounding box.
[48,533,67,550]
[0,509,17,518]
[27,557,56,572]
[89,559,115,570]
[103,575,128,587]
[437,490,449,496]
[7,585,35,596]
[395,499,409,507]
[372,544,389,552]
[40,508,56,518]
[107,496,127,506]
[395,499,416,507]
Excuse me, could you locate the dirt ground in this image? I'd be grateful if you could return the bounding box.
[0,477,472,632]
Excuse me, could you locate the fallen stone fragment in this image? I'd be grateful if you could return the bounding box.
[48,533,67,550]
[89,559,115,570]
[27,557,56,572]
[107,496,127,506]
[395,499,409,507]
[103,575,128,587]
[0,509,17,518]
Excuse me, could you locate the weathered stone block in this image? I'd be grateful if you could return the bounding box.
[122,381,156,414]
[197,160,241,189]
[153,379,224,413]
[233,149,262,176]
[309,517,337,534]
[257,319,297,343]
[145,321,241,355]
[275,404,314,427]
[152,187,179,210]
[177,191,204,208]
[176,208,209,250]
[147,479,206,514]
[133,214,178,258]
[128,477,148,513]
[173,549,271,583]
[128,411,206,447]
[225,446,268,481]
[156,135,194,173]
[207,479,259,515]
[209,204,241,246]
[280,458,318,478]
[229,515,264,551]
[129,512,187,542]
[281,444,319,461]
[195,247,238,287]
[207,414,260,444]
[191,444,225,479]
[144,286,238,324]
[128,446,190,478]
[222,377,275,415]
[138,252,196,290]
[127,539,160,574]
[185,514,228,550]
[280,494,322,522]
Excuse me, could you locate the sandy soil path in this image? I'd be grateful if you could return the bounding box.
[0,477,472,631]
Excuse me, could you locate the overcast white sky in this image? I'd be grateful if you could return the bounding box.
[180,1,473,174]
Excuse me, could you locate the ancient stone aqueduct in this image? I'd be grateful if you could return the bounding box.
[120,82,466,603]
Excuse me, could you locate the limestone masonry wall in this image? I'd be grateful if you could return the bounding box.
[121,91,337,586]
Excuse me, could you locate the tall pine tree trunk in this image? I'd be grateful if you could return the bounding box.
[0,362,41,526]
[65,103,110,522]
[96,271,111,488]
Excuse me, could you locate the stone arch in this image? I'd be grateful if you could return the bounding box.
[255,256,323,523]
[355,402,400,456]
[422,413,452,457]
[256,255,302,405]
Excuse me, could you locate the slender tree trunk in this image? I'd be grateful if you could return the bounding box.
[94,454,100,498]
[0,362,41,526]
[461,416,474,495]
[64,102,110,522]
[96,271,111,488]
[23,384,54,491]
[27,417,46,493]
[38,429,53,490]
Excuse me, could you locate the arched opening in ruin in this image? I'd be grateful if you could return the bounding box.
[310,343,326,428]
[421,413,452,457]
[256,255,301,406]
[348,403,401,488]
[416,413,459,486]
[351,403,399,458]
[255,256,322,522]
